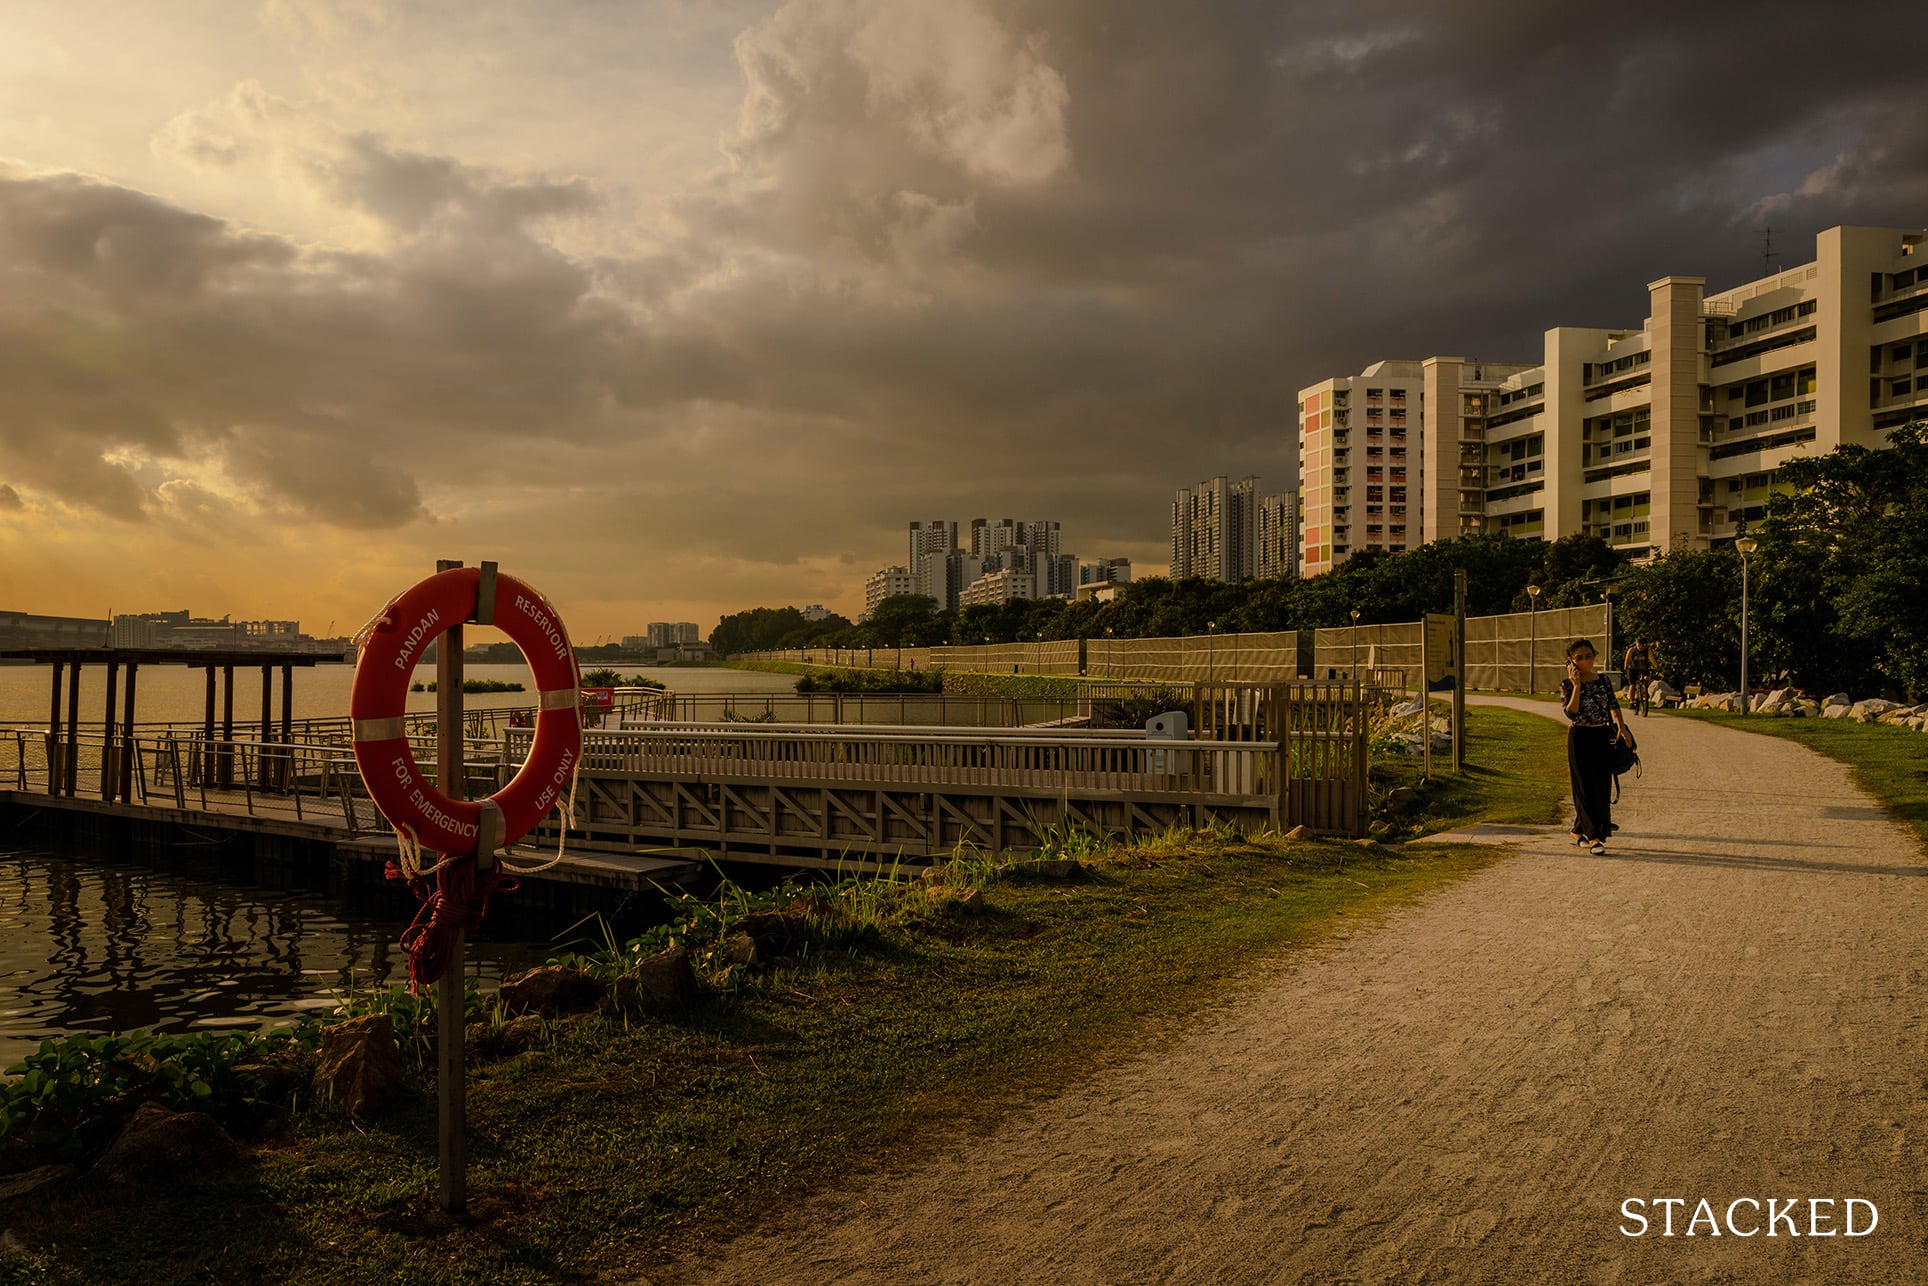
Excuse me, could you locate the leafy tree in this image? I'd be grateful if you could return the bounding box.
[858,595,947,647]
[710,606,849,656]
[1758,421,1928,696]
[1532,534,1626,607]
[1614,547,1741,689]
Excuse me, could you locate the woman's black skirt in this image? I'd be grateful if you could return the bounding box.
[1568,723,1615,841]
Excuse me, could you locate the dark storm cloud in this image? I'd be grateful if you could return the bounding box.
[6,0,1927,613]
[667,0,1928,517]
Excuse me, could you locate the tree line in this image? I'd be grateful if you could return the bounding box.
[711,425,1927,699]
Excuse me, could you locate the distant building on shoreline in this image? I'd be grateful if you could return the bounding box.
[645,622,702,648]
[876,516,1120,613]
[1,610,108,651]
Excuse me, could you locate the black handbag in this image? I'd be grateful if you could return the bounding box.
[1610,730,1640,800]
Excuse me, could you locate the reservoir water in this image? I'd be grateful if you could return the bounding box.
[0,659,797,726]
[0,661,798,1062]
[0,844,561,1066]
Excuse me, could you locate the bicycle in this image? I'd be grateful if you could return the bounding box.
[1627,671,1650,717]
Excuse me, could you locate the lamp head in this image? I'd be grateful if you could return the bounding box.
[1526,584,1541,599]
[1349,609,1360,622]
[1735,537,1758,556]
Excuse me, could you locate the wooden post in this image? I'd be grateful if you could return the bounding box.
[259,665,273,790]
[221,665,235,787]
[281,665,294,790]
[48,661,63,796]
[435,558,467,1216]
[101,661,120,800]
[202,666,217,788]
[1452,571,1467,772]
[64,661,81,796]
[120,663,139,802]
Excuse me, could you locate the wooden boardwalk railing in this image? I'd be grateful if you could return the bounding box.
[3,682,1371,866]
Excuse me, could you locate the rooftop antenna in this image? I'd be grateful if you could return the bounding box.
[1762,224,1775,277]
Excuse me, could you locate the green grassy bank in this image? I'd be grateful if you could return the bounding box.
[1373,704,1572,839]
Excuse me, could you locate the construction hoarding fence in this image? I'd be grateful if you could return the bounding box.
[1462,604,1610,692]
[742,601,1610,693]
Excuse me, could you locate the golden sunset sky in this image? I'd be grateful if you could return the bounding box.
[2,0,1921,637]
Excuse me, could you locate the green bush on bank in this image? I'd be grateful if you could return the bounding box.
[939,671,1081,700]
[579,669,668,689]
[409,679,527,694]
[794,667,945,694]
[0,1028,312,1173]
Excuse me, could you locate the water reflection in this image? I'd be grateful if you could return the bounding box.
[0,847,549,1065]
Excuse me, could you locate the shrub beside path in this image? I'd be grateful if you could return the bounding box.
[652,697,1928,1284]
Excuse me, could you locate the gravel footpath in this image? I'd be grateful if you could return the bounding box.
[648,699,1928,1284]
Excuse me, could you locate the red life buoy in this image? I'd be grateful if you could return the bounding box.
[350,566,580,856]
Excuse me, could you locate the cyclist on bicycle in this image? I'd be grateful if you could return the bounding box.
[1623,640,1654,715]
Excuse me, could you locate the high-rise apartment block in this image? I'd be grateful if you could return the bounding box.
[1298,224,1928,575]
[908,520,960,609]
[1298,367,1428,577]
[646,622,702,648]
[863,566,916,619]
[881,516,1097,611]
[970,518,1060,561]
[1170,475,1260,582]
[1256,492,1298,580]
[1079,558,1133,586]
[958,568,1036,607]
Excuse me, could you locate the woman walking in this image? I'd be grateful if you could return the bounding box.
[1561,638,1632,855]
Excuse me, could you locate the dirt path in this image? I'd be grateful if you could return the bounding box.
[650,700,1928,1284]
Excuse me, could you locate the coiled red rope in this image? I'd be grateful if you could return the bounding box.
[387,856,519,992]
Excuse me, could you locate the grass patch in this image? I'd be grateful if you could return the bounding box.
[1,836,1497,1285]
[937,671,1082,699]
[713,658,833,677]
[1668,708,1928,855]
[1372,703,1571,840]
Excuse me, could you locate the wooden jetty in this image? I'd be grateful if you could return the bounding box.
[2,677,1372,882]
[0,648,701,902]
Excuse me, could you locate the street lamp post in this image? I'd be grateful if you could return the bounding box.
[1525,584,1542,694]
[1736,537,1757,715]
[1348,609,1360,682]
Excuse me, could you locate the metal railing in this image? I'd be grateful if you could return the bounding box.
[625,691,1097,728]
[2,726,464,836]
[111,689,675,745]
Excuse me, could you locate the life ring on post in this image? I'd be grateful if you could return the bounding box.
[350,566,580,856]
